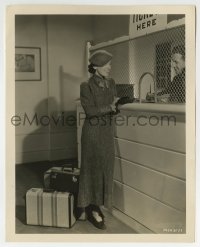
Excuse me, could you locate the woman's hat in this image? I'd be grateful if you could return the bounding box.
[89,50,113,67]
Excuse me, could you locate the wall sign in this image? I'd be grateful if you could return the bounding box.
[129,14,168,38]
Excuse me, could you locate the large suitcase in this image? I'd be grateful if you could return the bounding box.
[26,188,76,228]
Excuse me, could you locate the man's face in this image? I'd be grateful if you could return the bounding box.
[171,53,185,75]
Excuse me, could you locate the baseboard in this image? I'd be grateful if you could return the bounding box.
[112,207,153,234]
[16,158,78,166]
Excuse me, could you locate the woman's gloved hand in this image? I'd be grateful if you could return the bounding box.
[110,97,134,115]
[110,97,120,114]
[116,96,134,105]
[113,97,135,115]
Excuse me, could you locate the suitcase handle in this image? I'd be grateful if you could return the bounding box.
[43,188,56,193]
[61,164,75,172]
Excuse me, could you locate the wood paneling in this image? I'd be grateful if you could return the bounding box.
[112,208,153,233]
[16,129,77,163]
[50,130,77,149]
[113,180,186,233]
[16,150,49,164]
[50,147,77,161]
[114,157,186,211]
[16,133,49,153]
[115,113,185,153]
[115,138,186,179]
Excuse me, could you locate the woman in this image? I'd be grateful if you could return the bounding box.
[77,50,119,230]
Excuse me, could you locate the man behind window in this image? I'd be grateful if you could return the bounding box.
[160,45,185,103]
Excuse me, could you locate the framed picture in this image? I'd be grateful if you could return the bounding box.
[15,47,41,81]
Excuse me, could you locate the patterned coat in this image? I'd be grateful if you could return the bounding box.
[77,74,117,209]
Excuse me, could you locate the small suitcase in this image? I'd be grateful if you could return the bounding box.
[44,165,80,194]
[26,188,76,228]
[44,166,63,189]
[44,166,86,221]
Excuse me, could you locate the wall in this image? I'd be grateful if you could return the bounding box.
[15,15,49,163]
[46,15,93,160]
[93,15,129,44]
[15,15,93,164]
[92,15,130,84]
[167,14,185,23]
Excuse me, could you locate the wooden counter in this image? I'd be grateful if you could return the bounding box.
[112,103,186,233]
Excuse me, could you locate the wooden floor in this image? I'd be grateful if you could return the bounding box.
[15,161,137,234]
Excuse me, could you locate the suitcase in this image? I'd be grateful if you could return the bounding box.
[44,166,63,189]
[26,188,76,228]
[44,165,80,194]
[44,166,86,221]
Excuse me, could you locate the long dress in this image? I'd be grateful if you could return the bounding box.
[77,74,117,209]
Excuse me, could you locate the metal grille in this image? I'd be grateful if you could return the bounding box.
[91,25,185,103]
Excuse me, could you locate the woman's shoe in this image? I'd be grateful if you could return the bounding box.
[87,212,106,230]
[90,204,105,220]
[96,207,105,220]
[86,205,106,230]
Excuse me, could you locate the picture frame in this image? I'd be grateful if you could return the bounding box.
[15,47,41,81]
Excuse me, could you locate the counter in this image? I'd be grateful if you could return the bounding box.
[119,102,185,114]
[112,103,186,233]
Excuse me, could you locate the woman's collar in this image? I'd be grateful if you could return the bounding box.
[93,72,105,80]
[91,74,109,88]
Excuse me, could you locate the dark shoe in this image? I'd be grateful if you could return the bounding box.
[87,213,106,230]
[97,207,105,220]
[90,204,105,220]
[86,205,106,230]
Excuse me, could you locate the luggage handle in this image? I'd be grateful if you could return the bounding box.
[43,188,56,193]
[61,164,75,172]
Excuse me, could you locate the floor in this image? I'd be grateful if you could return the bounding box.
[15,161,137,234]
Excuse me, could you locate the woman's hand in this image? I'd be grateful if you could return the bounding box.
[110,97,120,112]
[110,103,117,112]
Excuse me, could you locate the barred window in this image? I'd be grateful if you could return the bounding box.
[91,24,185,104]
[155,42,171,91]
